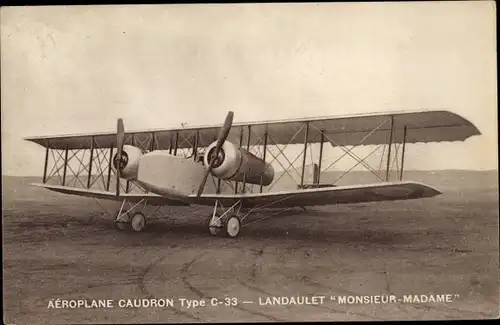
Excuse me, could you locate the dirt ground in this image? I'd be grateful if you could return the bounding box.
[2,177,499,323]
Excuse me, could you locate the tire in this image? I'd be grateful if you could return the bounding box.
[115,221,129,231]
[224,215,241,238]
[207,214,222,236]
[130,212,146,232]
[114,212,131,231]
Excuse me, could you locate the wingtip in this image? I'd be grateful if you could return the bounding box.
[445,110,482,138]
[414,181,442,197]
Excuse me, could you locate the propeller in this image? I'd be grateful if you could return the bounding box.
[115,118,125,197]
[196,111,234,197]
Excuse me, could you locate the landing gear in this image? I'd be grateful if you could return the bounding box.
[113,199,159,233]
[206,213,241,238]
[205,199,304,238]
[207,200,243,238]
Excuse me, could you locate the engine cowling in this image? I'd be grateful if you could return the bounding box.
[111,145,143,180]
[204,141,274,186]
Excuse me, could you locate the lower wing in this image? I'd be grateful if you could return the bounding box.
[188,181,441,208]
[31,181,440,209]
[29,183,189,206]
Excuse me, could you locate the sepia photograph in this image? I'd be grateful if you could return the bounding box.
[1,2,498,323]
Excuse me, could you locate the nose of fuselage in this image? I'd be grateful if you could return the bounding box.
[137,151,208,197]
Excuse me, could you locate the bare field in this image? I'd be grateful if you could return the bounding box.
[2,175,499,323]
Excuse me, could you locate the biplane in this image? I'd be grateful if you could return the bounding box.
[24,110,480,238]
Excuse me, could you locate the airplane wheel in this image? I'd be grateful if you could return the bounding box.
[224,215,241,238]
[131,212,146,232]
[207,214,223,236]
[115,221,129,231]
[114,212,130,231]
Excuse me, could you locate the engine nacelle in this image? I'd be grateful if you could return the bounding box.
[204,141,274,186]
[111,145,143,180]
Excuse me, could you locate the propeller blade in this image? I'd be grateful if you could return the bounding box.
[215,111,233,150]
[117,118,124,149]
[197,167,212,198]
[196,111,234,197]
[115,118,125,197]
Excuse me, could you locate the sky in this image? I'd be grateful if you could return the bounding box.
[1,2,497,176]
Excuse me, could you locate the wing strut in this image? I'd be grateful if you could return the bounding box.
[300,122,310,187]
[399,125,408,181]
[115,118,125,197]
[385,116,395,181]
[43,143,49,183]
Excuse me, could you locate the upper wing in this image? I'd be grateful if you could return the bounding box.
[24,110,480,150]
[30,183,189,206]
[187,181,441,208]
